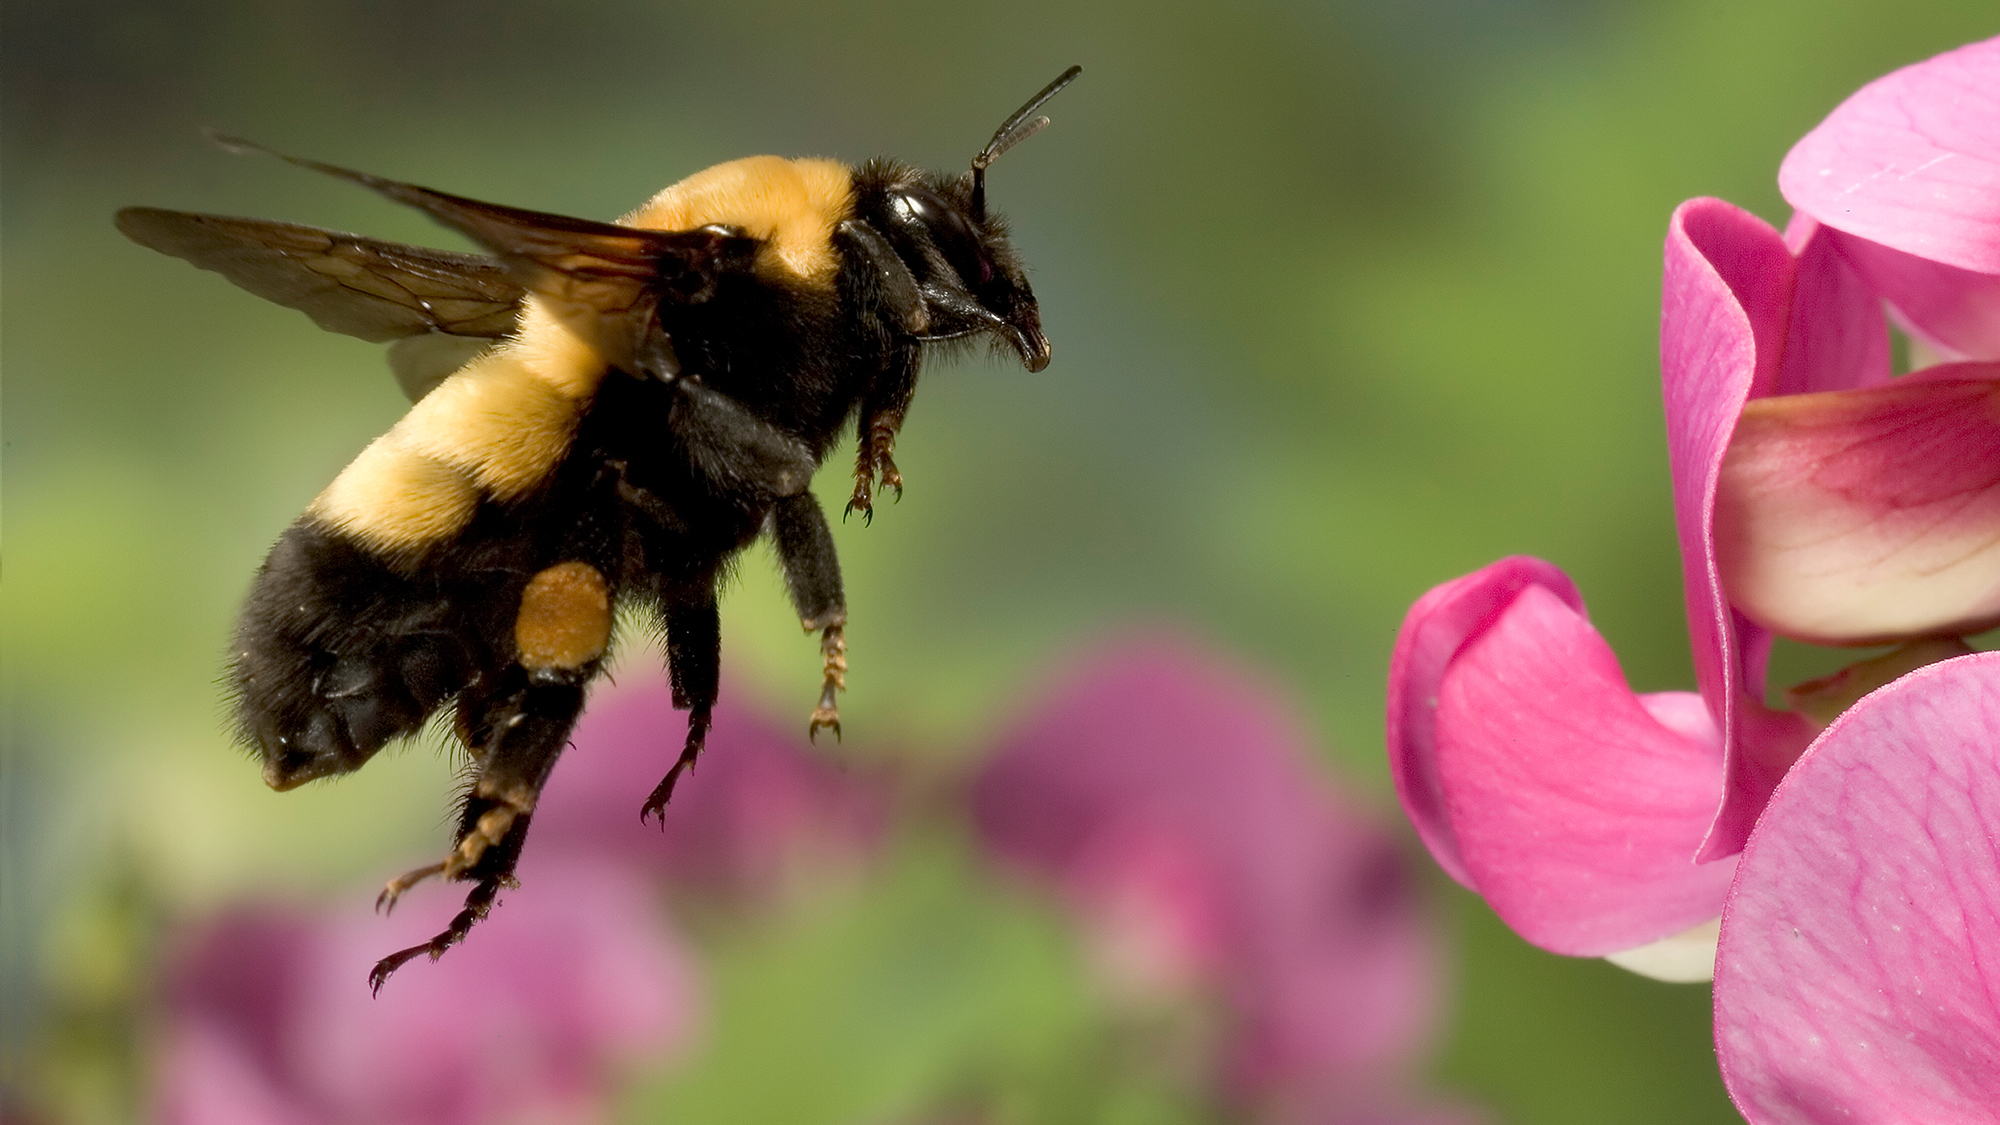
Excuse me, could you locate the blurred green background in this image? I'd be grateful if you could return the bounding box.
[5,0,1995,1121]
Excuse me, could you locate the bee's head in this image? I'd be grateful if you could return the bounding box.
[863,67,1079,373]
[880,175,1048,370]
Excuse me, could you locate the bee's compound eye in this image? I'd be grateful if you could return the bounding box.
[887,187,987,289]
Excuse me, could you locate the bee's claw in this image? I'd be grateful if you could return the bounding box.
[808,623,846,743]
[808,709,842,742]
[376,861,448,913]
[639,706,711,826]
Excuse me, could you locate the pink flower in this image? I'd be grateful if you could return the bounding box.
[153,677,891,1123]
[1714,652,2000,1122]
[157,854,699,1125]
[971,638,1455,1120]
[1390,41,2000,966]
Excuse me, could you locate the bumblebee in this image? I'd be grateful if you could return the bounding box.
[117,66,1080,989]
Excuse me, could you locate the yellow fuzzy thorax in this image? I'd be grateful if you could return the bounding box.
[623,156,852,285]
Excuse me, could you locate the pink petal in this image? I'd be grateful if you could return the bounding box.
[1777,215,1893,394]
[1779,36,2000,277]
[1716,365,2000,642]
[1386,555,1582,887]
[1715,652,2000,1123]
[1432,581,1736,956]
[1824,228,2000,361]
[1662,199,1821,858]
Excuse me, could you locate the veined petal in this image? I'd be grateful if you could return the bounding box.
[1433,582,1736,956]
[1663,198,1819,857]
[1779,36,2000,276]
[1715,652,2000,1123]
[1716,365,2000,642]
[1824,227,2000,362]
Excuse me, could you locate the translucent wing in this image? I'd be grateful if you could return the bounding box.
[206,135,756,375]
[114,208,523,342]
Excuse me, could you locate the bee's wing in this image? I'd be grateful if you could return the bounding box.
[385,334,499,403]
[114,208,523,343]
[211,137,752,375]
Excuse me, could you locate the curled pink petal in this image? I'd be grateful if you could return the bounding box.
[1431,581,1736,956]
[1716,365,2000,642]
[1779,36,2000,277]
[1715,652,2000,1122]
[1662,198,1820,858]
[1386,555,1581,886]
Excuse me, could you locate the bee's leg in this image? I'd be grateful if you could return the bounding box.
[847,351,918,523]
[367,677,583,992]
[835,217,926,522]
[641,590,721,822]
[667,381,816,506]
[836,219,930,336]
[771,492,848,740]
[848,437,878,522]
[368,561,614,991]
[866,411,905,500]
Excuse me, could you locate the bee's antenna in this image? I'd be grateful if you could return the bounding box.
[971,65,1081,222]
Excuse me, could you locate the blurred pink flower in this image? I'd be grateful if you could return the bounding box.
[157,854,699,1125]
[154,677,889,1123]
[530,683,886,897]
[971,638,1452,1119]
[1715,652,2000,1123]
[1389,40,2000,970]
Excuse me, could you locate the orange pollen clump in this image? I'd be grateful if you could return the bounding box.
[513,561,613,671]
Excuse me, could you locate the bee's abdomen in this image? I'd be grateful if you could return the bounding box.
[309,304,603,556]
[234,520,497,789]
